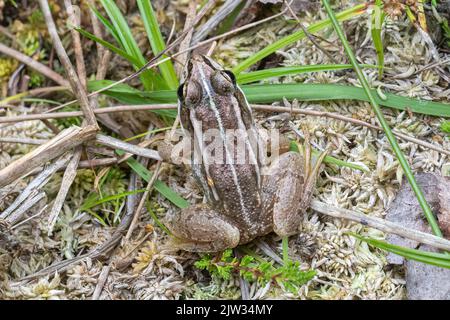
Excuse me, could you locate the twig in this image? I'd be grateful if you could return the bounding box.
[91,264,111,300]
[0,105,175,124]
[0,137,49,145]
[192,0,242,44]
[251,105,450,157]
[0,43,69,87]
[27,157,119,176]
[87,0,105,62]
[10,205,48,230]
[95,134,162,161]
[3,192,46,227]
[0,153,71,221]
[310,199,450,252]
[3,103,446,157]
[64,0,87,90]
[283,0,339,63]
[174,2,196,77]
[47,147,82,235]
[38,0,98,129]
[96,50,111,81]
[0,86,68,106]
[125,161,162,241]
[0,126,97,188]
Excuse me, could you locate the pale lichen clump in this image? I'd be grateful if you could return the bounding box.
[0,115,53,167]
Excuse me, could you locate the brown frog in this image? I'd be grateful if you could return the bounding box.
[165,55,326,252]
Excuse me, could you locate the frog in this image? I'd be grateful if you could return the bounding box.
[164,54,326,252]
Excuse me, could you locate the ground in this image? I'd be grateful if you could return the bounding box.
[0,0,449,299]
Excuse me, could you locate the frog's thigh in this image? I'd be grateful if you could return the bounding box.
[263,152,306,237]
[166,204,240,252]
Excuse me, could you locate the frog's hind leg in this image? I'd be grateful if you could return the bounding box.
[164,204,240,252]
[264,146,327,237]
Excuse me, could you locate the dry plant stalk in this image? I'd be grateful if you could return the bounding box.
[95,134,162,161]
[0,43,69,87]
[46,147,82,235]
[0,126,96,188]
[38,0,98,129]
[311,200,450,252]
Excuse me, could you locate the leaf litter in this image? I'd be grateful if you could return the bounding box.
[0,0,449,299]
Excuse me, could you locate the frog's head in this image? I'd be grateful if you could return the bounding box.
[177,55,237,109]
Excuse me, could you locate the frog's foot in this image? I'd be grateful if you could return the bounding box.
[265,145,327,237]
[164,204,240,252]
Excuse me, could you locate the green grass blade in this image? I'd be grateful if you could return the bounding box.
[80,189,145,211]
[146,200,172,235]
[89,4,123,46]
[351,233,450,269]
[242,84,450,117]
[137,0,178,89]
[236,64,378,84]
[371,1,385,79]
[232,3,367,74]
[75,27,141,66]
[100,0,166,90]
[290,141,368,172]
[94,81,450,117]
[87,80,177,118]
[115,150,189,209]
[322,0,444,238]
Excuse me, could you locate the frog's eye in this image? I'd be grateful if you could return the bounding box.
[211,71,235,95]
[223,70,236,85]
[185,80,202,106]
[177,83,185,101]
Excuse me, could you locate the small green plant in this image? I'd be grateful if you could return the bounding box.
[194,249,316,294]
[441,18,450,47]
[440,121,450,133]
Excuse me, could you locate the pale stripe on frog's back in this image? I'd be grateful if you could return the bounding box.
[195,61,254,228]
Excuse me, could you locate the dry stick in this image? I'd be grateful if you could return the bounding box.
[11,205,48,230]
[0,105,175,123]
[0,43,69,87]
[64,0,87,90]
[250,104,450,157]
[0,153,71,220]
[96,50,111,81]
[44,3,288,114]
[310,199,450,252]
[192,0,243,44]
[87,0,105,62]
[0,137,49,145]
[283,0,339,64]
[27,138,160,177]
[174,2,197,77]
[38,0,98,129]
[47,147,82,235]
[125,161,162,241]
[4,192,46,226]
[1,104,447,157]
[91,264,111,300]
[26,157,119,176]
[86,0,128,137]
[0,86,68,106]
[95,134,162,161]
[0,126,97,188]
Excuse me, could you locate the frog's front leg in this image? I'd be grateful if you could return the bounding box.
[164,204,240,252]
[262,145,327,237]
